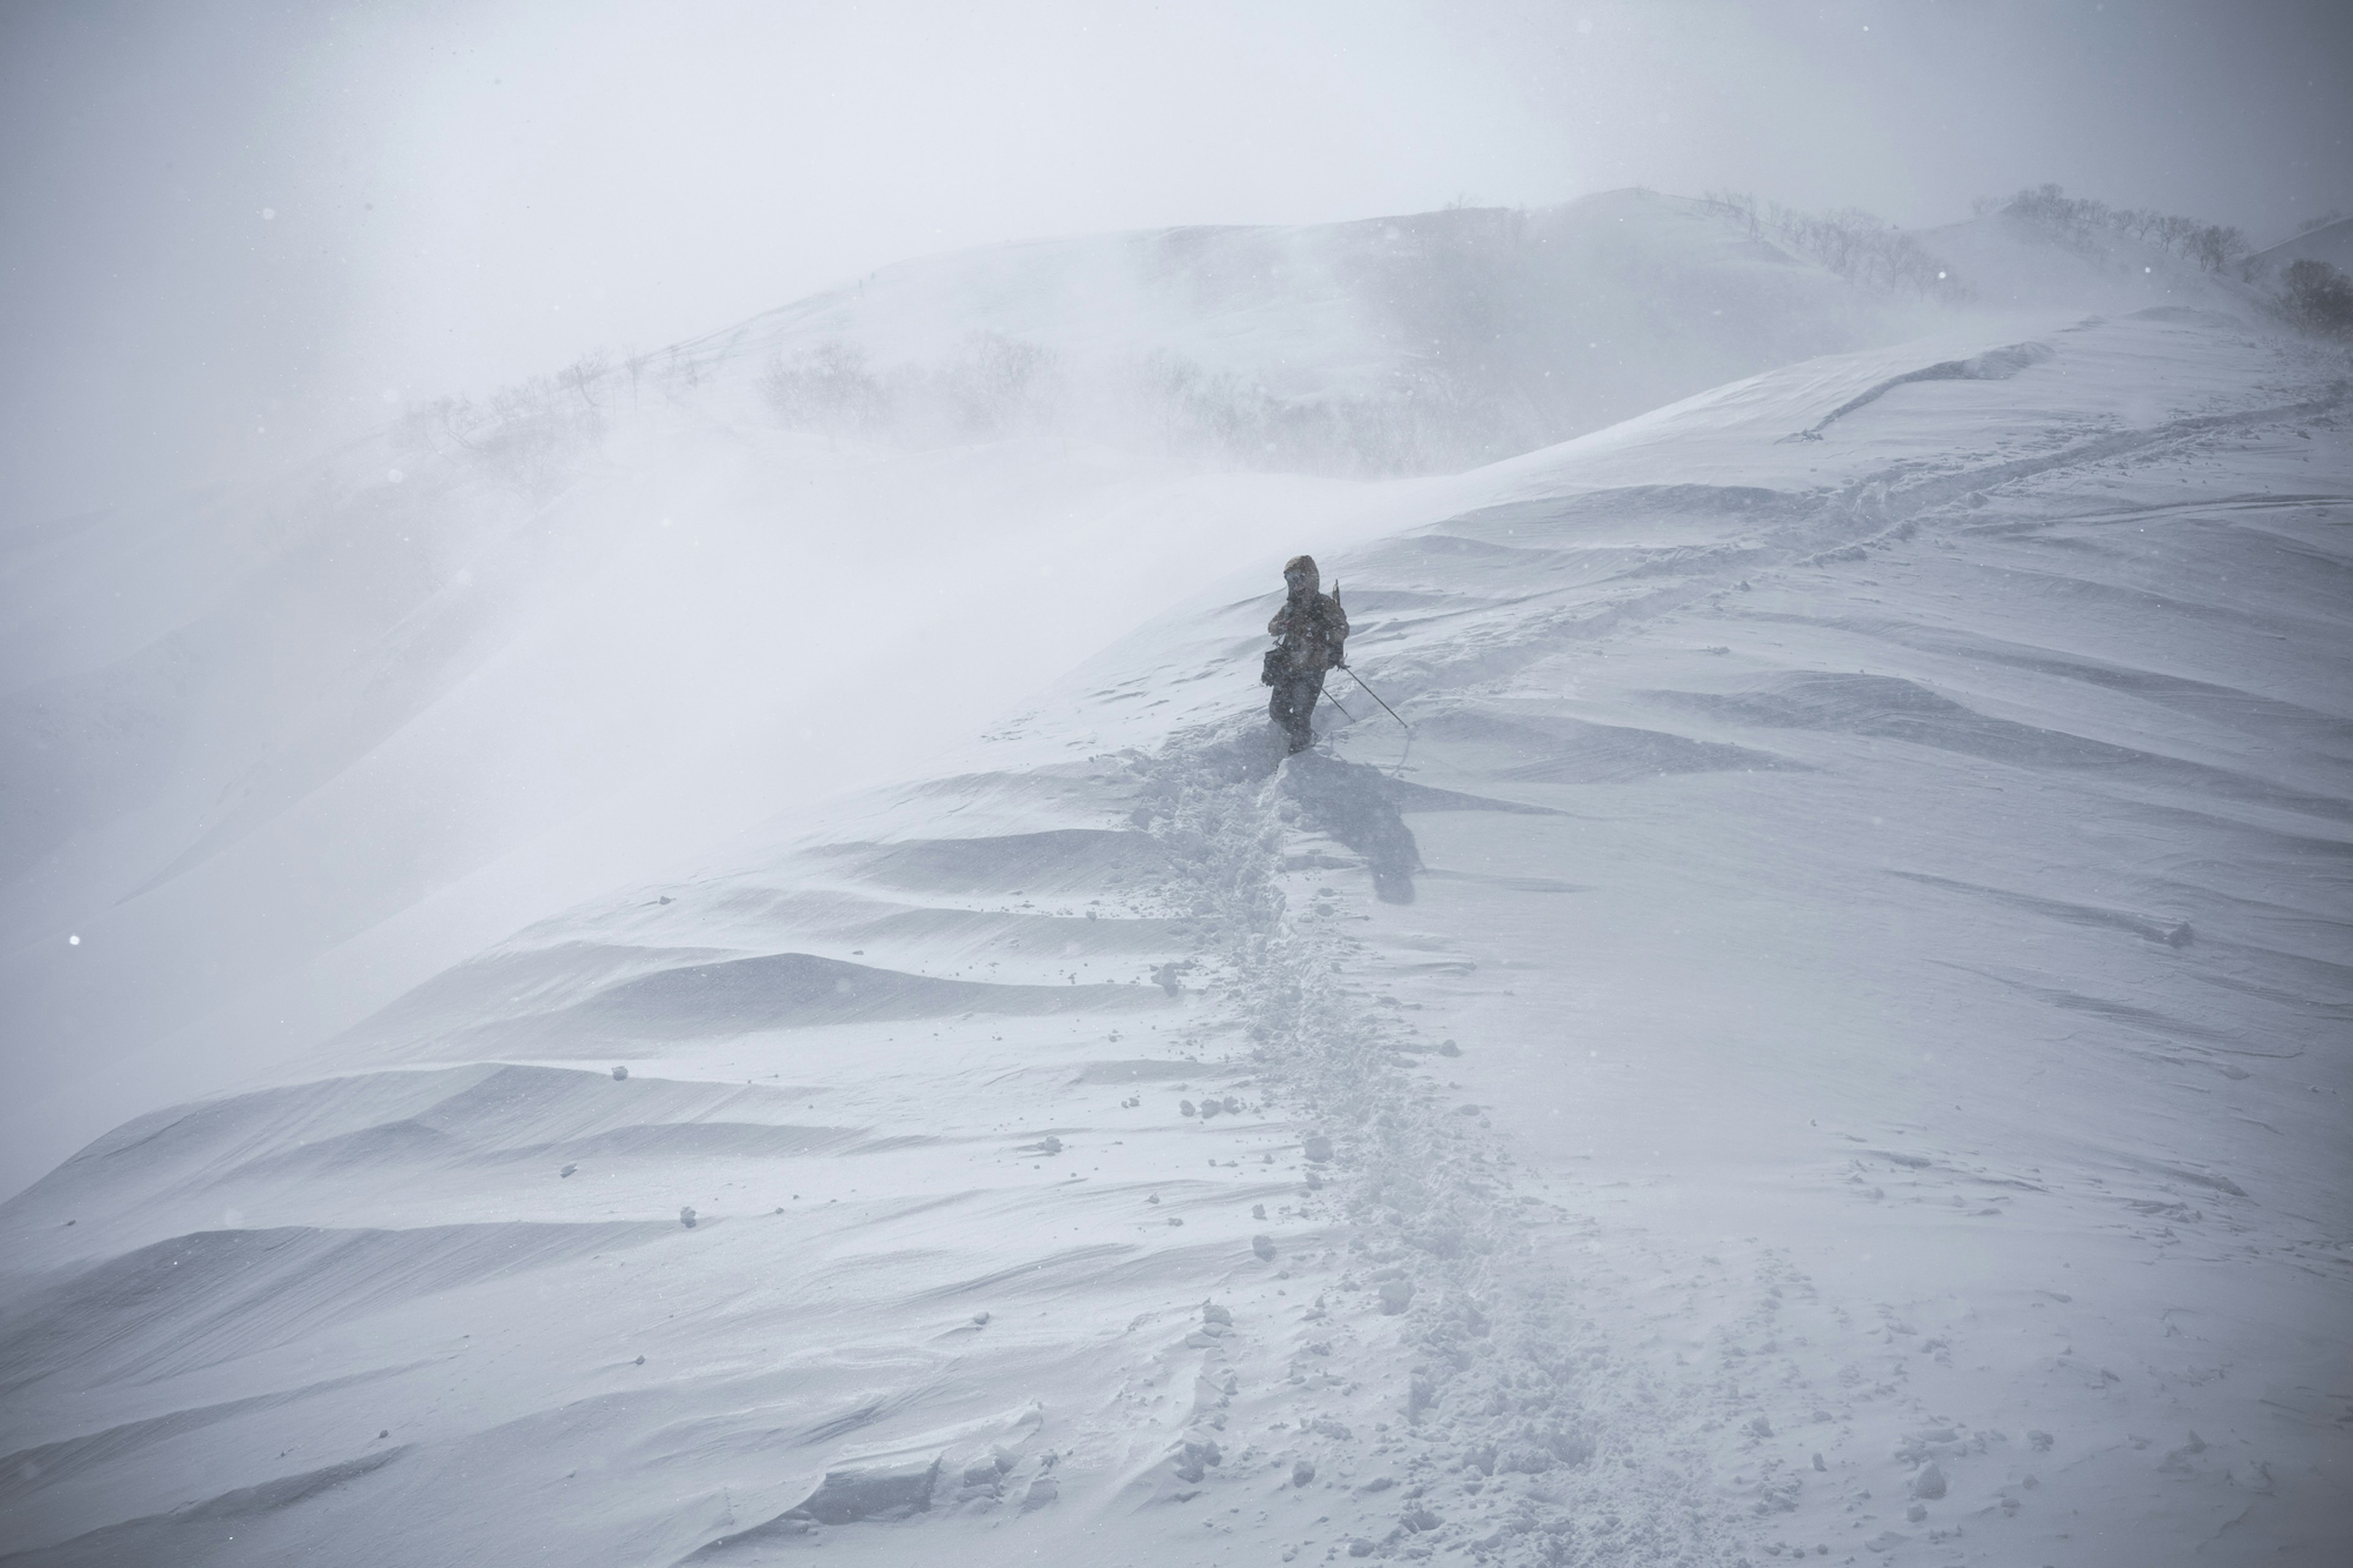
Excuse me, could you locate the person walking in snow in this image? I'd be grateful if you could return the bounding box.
[1262,553,1349,754]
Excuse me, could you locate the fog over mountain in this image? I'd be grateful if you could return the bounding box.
[2,6,2349,1566]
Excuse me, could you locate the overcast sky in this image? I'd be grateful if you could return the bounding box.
[2,0,2348,525]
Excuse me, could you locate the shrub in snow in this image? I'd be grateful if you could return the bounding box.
[1990,183,2246,273]
[394,369,606,498]
[938,333,1064,438]
[1704,189,1968,302]
[755,341,896,434]
[757,333,1063,444]
[2280,260,2353,338]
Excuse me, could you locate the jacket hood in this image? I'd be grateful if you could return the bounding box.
[1283,555,1320,596]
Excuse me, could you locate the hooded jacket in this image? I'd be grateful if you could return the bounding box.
[1267,554,1349,675]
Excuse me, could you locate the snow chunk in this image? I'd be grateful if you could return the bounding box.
[787,1455,942,1525]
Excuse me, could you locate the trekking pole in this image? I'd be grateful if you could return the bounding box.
[1338,664,1409,730]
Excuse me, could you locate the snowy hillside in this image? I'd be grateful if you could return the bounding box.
[1,191,1964,1195]
[4,294,2346,1567]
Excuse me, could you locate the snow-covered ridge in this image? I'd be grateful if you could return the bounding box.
[1,188,2019,1194]
[5,303,2346,1565]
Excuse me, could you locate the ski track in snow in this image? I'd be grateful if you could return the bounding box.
[2,309,2349,1566]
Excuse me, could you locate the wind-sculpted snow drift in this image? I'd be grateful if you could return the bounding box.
[4,301,2349,1566]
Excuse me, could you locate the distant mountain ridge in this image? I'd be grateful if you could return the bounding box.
[678,188,1953,475]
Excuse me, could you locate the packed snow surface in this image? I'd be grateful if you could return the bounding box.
[4,244,2349,1564]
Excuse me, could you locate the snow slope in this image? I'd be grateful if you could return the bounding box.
[0,190,1957,1195]
[4,301,2346,1567]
